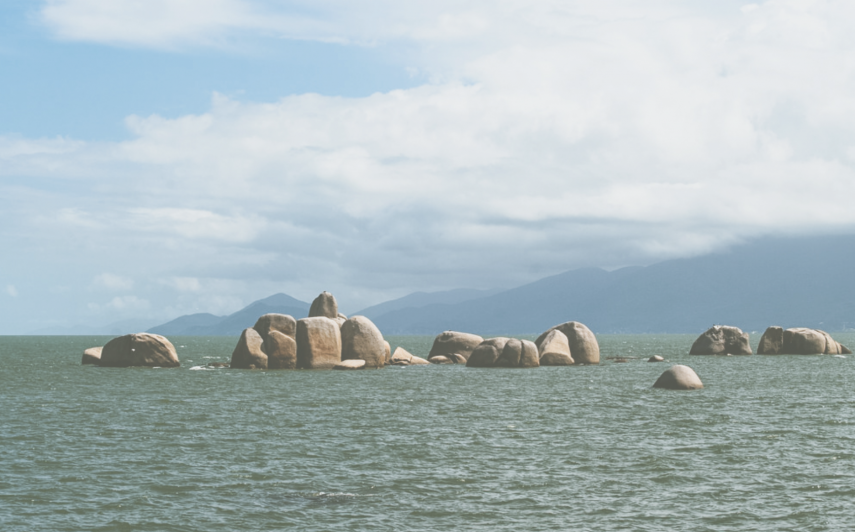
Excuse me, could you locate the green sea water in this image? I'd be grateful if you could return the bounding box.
[2,333,855,531]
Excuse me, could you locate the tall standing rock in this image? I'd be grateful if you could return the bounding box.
[99,333,180,368]
[296,317,342,369]
[653,365,704,390]
[428,331,484,361]
[231,328,268,369]
[538,329,574,366]
[535,321,599,364]
[689,325,752,355]
[757,326,784,355]
[309,291,338,319]
[265,330,298,369]
[340,316,386,369]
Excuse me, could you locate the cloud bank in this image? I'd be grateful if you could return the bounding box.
[3,0,855,331]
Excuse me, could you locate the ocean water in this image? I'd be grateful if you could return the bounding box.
[2,333,855,531]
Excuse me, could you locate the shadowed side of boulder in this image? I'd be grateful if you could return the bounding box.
[466,338,510,367]
[653,365,704,390]
[757,326,784,355]
[689,325,752,355]
[82,346,102,365]
[99,333,180,368]
[538,329,574,366]
[230,328,268,369]
[266,330,297,369]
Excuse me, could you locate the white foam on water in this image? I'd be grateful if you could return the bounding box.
[189,366,213,371]
[834,355,846,359]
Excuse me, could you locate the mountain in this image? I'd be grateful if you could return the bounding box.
[367,235,855,335]
[147,293,310,336]
[355,288,503,320]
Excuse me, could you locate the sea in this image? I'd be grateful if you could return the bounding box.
[2,332,855,531]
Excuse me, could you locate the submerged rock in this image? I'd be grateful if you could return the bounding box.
[535,321,599,364]
[648,355,665,362]
[390,347,429,366]
[99,333,180,368]
[428,331,484,361]
[689,326,752,356]
[82,346,102,365]
[653,365,704,390]
[429,355,453,364]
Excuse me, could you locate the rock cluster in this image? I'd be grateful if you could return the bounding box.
[535,321,600,364]
[689,325,752,356]
[466,338,539,368]
[758,326,852,355]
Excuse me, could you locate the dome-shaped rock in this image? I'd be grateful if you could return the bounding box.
[538,329,574,366]
[535,322,599,364]
[265,330,297,369]
[340,316,386,368]
[781,328,851,354]
[253,313,296,341]
[648,355,664,362]
[653,365,704,390]
[296,317,342,369]
[231,328,268,369]
[466,338,510,367]
[82,346,102,365]
[99,333,180,368]
[689,325,752,355]
[494,339,540,368]
[309,291,338,319]
[428,331,484,361]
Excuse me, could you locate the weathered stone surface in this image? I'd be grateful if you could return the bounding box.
[82,346,102,365]
[843,345,853,355]
[340,316,386,368]
[230,328,268,369]
[309,291,338,319]
[391,347,415,365]
[296,317,342,369]
[495,338,523,367]
[266,330,297,369]
[409,355,430,365]
[648,355,665,362]
[447,354,467,364]
[99,333,180,368]
[466,338,510,367]
[333,316,347,328]
[780,328,850,354]
[384,341,391,365]
[653,365,704,390]
[757,326,784,355]
[253,313,296,341]
[428,331,484,361]
[689,325,752,355]
[334,359,366,370]
[535,322,599,364]
[538,329,574,366]
[518,339,540,368]
[429,355,452,364]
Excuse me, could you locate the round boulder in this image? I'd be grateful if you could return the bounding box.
[428,331,484,361]
[99,333,180,368]
[265,330,297,369]
[340,316,386,368]
[253,313,297,341]
[648,355,664,362]
[466,338,510,367]
[535,322,599,364]
[653,365,704,390]
[689,325,752,355]
[538,329,574,366]
[757,326,784,355]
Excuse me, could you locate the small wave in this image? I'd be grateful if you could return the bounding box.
[833,355,846,359]
[189,365,214,371]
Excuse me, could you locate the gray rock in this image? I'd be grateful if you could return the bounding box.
[466,338,510,367]
[296,317,342,369]
[757,326,784,355]
[648,355,664,362]
[309,291,338,319]
[538,329,574,366]
[230,328,268,369]
[100,333,180,368]
[653,365,704,390]
[428,331,484,361]
[535,322,599,364]
[265,330,297,369]
[82,346,102,365]
[334,359,365,370]
[781,328,850,354]
[689,325,752,355]
[340,316,386,369]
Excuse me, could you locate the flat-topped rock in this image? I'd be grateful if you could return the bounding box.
[690,325,752,356]
[82,346,102,365]
[296,317,341,369]
[340,316,386,368]
[99,333,180,368]
[653,365,704,390]
[334,359,365,370]
[428,331,484,361]
[309,291,338,319]
[535,321,599,364]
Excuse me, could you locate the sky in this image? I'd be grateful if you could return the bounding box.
[3,0,855,333]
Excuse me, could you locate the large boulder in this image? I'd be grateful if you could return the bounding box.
[309,291,338,319]
[296,317,342,369]
[99,333,180,368]
[334,359,365,370]
[494,339,540,368]
[82,346,102,365]
[757,326,784,355]
[535,321,599,364]
[428,331,484,361]
[253,313,297,341]
[689,325,752,355]
[265,330,298,369]
[231,328,268,369]
[466,338,510,367]
[653,365,704,390]
[538,329,574,366]
[780,328,851,354]
[340,316,386,369]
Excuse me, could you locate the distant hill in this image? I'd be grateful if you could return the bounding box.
[355,288,503,320]
[147,293,309,336]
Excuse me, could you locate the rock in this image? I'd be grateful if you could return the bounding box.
[338,312,348,320]
[428,331,484,361]
[495,338,523,367]
[757,326,784,355]
[309,291,338,319]
[613,358,629,363]
[265,330,298,369]
[653,365,704,390]
[384,341,391,365]
[334,359,366,370]
[409,355,430,365]
[843,345,853,355]
[252,313,296,341]
[780,328,850,354]
[206,362,229,368]
[535,322,599,364]
[518,339,540,368]
[429,355,453,364]
[82,346,102,365]
[689,325,752,355]
[648,355,664,362]
[333,316,347,328]
[230,328,268,369]
[447,353,467,364]
[466,338,510,367]
[340,316,386,368]
[99,333,180,368]
[296,317,342,369]
[538,329,574,366]
[391,347,415,365]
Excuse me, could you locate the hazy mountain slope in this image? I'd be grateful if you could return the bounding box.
[355,288,503,320]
